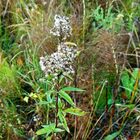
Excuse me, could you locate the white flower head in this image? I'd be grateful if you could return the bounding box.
[50,15,72,40]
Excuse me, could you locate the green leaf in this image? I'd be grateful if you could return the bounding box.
[108,98,113,105]
[38,101,49,105]
[116,104,135,109]
[46,136,52,140]
[121,71,131,97]
[104,130,121,140]
[64,107,86,116]
[54,128,64,133]
[23,96,29,103]
[58,98,63,108]
[129,68,139,93]
[61,87,84,92]
[121,71,130,89]
[36,123,55,136]
[59,90,75,107]
[130,68,139,84]
[58,111,70,133]
[121,69,139,99]
[45,90,55,103]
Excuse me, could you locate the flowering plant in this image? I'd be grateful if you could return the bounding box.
[37,15,85,139]
[40,15,77,82]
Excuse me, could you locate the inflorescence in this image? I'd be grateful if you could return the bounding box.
[50,15,72,40]
[39,15,77,81]
[40,43,77,79]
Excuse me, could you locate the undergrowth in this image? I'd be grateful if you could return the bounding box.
[0,0,140,140]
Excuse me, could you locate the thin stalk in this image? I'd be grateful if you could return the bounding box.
[55,76,60,128]
[105,81,108,114]
[55,92,59,128]
[73,61,78,140]
[47,106,49,124]
[83,0,86,48]
[3,0,9,17]
[109,30,133,132]
[94,80,108,113]
[111,43,119,74]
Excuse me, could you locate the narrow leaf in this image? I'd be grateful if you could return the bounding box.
[64,107,86,116]
[59,90,75,107]
[54,128,64,133]
[58,111,70,133]
[121,71,131,97]
[130,68,139,84]
[116,104,135,109]
[38,101,49,105]
[46,136,52,140]
[104,130,121,140]
[36,123,55,135]
[61,87,84,92]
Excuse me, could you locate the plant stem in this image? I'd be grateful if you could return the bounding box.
[55,76,60,128]
[83,0,86,48]
[73,62,78,140]
[105,81,108,114]
[55,92,59,128]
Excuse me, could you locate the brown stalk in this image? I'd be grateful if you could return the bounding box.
[73,59,78,140]
[109,33,132,132]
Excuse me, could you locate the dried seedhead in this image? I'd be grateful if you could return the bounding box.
[40,15,77,82]
[39,42,77,81]
[50,15,72,41]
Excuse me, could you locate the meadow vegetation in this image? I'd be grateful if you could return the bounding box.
[0,0,140,139]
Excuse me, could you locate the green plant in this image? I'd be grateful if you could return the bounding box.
[91,5,115,31]
[33,15,86,139]
[90,4,130,33]
[36,85,85,138]
[0,57,20,96]
[0,98,24,140]
[121,68,139,100]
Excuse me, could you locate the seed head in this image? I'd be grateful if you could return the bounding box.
[50,15,72,40]
[39,43,77,81]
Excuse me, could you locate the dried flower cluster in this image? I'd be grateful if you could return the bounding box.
[50,15,72,40]
[39,43,77,80]
[40,15,77,81]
